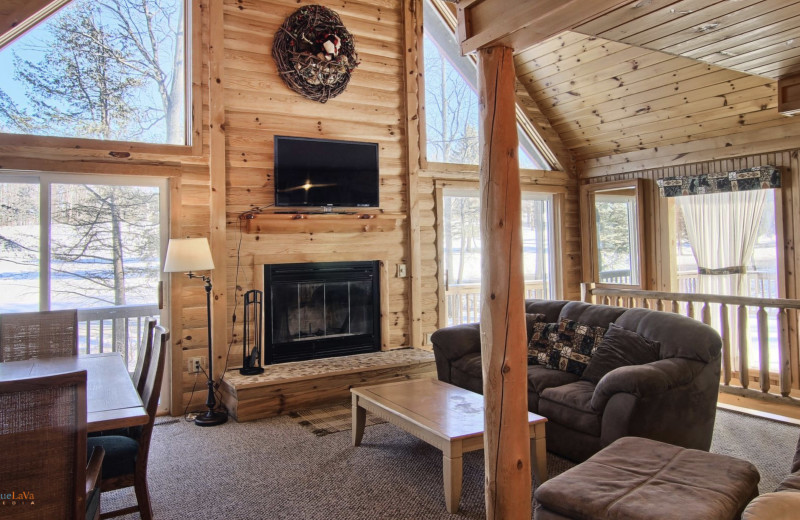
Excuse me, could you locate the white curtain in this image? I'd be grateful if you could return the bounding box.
[677,190,767,296]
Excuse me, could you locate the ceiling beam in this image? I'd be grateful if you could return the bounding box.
[454,0,637,54]
[0,0,72,50]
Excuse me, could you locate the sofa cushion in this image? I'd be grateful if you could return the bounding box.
[528,365,580,394]
[539,380,600,436]
[450,352,483,394]
[614,307,721,362]
[528,318,607,376]
[525,300,569,323]
[526,313,547,341]
[558,301,627,329]
[581,323,661,384]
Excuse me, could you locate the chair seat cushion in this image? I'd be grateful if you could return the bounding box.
[87,435,139,479]
[539,381,599,436]
[535,436,760,520]
[742,490,800,519]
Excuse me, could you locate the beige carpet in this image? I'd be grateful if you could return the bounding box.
[100,407,798,519]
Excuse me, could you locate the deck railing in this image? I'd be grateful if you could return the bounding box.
[581,283,800,398]
[446,281,545,326]
[77,304,160,372]
[677,271,778,299]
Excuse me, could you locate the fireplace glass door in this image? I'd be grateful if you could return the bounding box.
[265,261,380,364]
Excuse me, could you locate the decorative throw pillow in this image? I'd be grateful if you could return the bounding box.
[526,313,547,341]
[528,318,607,376]
[580,323,661,384]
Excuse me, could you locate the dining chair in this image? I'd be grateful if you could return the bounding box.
[131,317,157,396]
[0,309,79,361]
[88,325,169,520]
[0,370,105,520]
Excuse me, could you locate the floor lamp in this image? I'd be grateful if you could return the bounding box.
[164,237,228,427]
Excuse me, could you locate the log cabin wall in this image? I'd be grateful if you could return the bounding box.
[211,0,412,411]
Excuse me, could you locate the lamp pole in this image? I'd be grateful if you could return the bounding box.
[192,273,227,426]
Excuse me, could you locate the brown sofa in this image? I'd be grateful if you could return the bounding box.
[431,299,722,462]
[742,432,800,519]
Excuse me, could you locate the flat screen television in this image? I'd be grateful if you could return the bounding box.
[274,136,380,208]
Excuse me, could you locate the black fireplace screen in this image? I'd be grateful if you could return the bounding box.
[265,261,380,364]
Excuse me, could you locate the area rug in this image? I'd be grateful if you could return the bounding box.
[100,407,798,520]
[289,399,385,436]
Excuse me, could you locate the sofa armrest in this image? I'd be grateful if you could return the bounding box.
[591,358,702,411]
[430,323,481,362]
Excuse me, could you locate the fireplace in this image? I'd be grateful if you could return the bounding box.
[264,261,381,364]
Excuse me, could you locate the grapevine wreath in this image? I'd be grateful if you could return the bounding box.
[272,5,359,103]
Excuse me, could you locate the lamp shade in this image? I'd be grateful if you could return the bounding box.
[164,238,215,273]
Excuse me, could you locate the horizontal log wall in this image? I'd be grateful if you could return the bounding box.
[212,0,412,411]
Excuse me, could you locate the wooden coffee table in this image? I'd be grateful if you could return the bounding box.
[351,378,547,513]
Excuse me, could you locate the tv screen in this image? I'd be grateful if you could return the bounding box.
[274,136,380,208]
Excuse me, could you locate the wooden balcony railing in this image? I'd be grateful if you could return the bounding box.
[446,281,545,326]
[77,304,160,371]
[581,283,800,398]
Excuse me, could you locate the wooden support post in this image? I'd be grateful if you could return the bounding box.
[477,45,531,520]
[208,0,228,381]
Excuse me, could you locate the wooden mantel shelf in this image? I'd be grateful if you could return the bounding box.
[243,211,406,234]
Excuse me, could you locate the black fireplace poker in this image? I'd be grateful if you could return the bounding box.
[240,289,265,376]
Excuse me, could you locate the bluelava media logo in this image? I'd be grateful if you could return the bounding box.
[1,491,35,505]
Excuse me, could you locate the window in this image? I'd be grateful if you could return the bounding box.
[441,187,557,325]
[0,0,188,145]
[0,173,168,371]
[581,181,645,287]
[422,0,549,169]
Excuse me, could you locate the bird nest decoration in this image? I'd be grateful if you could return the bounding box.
[272,5,359,103]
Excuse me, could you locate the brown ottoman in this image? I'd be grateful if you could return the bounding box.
[534,436,760,520]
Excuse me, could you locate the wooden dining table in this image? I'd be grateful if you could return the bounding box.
[0,352,148,432]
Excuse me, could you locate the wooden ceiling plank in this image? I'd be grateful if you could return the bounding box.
[551,74,772,132]
[578,122,800,177]
[559,89,776,144]
[513,32,591,63]
[0,0,71,49]
[748,59,800,79]
[575,0,685,36]
[514,36,613,77]
[540,61,722,117]
[515,39,631,80]
[618,0,765,49]
[721,44,800,73]
[679,8,800,59]
[587,0,728,43]
[574,109,796,159]
[523,48,680,99]
[544,66,756,123]
[697,26,800,67]
[457,0,636,54]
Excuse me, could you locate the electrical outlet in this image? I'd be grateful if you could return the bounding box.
[397,263,407,278]
[424,332,433,346]
[188,357,203,374]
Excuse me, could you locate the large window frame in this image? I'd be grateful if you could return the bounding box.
[580,179,647,289]
[434,180,565,327]
[0,0,201,156]
[419,0,558,173]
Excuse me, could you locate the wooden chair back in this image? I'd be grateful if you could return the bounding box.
[0,309,78,362]
[131,318,157,396]
[138,325,168,446]
[0,370,88,519]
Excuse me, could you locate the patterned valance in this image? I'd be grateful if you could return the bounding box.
[656,166,780,197]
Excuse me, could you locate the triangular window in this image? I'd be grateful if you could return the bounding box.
[423,0,551,169]
[0,0,187,145]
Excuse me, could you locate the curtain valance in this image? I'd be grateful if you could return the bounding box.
[656,165,780,197]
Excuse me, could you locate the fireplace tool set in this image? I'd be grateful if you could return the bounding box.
[240,289,265,375]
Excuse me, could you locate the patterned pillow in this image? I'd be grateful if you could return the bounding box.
[528,318,607,376]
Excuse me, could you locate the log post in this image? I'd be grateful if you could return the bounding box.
[478,45,531,520]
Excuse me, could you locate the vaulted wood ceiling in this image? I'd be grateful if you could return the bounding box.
[510,0,800,165]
